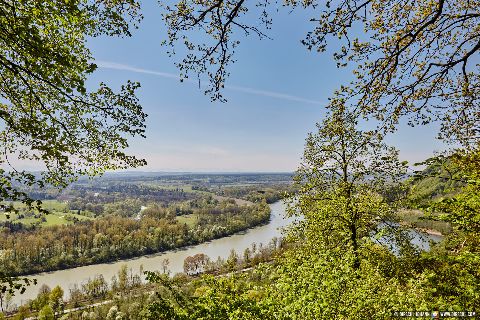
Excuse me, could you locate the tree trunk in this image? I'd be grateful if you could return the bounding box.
[350,223,360,270]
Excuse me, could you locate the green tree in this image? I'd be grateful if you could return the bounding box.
[118,265,129,292]
[48,285,64,314]
[106,306,119,320]
[13,305,29,320]
[422,148,480,233]
[38,305,54,320]
[410,147,480,310]
[266,243,434,320]
[160,0,272,102]
[0,0,146,294]
[0,1,146,213]
[288,97,408,269]
[259,99,433,319]
[31,284,51,311]
[142,272,271,320]
[160,0,479,143]
[226,249,239,272]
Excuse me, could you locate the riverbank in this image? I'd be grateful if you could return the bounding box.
[415,227,443,236]
[0,200,270,277]
[6,201,446,309]
[396,209,452,236]
[7,251,278,320]
[7,201,292,305]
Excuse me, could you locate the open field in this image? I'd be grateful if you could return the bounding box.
[0,200,93,227]
[176,214,198,227]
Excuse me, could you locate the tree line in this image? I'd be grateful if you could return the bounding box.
[0,200,270,276]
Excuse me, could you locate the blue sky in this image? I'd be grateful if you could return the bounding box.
[86,2,444,172]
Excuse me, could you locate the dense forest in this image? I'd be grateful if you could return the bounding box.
[0,197,270,276]
[207,185,293,204]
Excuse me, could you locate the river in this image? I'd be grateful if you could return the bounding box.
[11,201,442,306]
[12,201,294,305]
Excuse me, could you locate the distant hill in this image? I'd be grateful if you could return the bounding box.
[406,159,464,207]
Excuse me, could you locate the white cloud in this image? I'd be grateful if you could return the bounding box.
[224,85,323,105]
[97,61,324,105]
[96,61,181,80]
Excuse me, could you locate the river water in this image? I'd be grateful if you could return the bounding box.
[11,201,443,306]
[12,201,293,305]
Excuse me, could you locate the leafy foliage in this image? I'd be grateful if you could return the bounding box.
[0,0,146,218]
[289,97,409,269]
[296,0,479,143]
[159,0,479,144]
[142,272,272,320]
[423,148,480,233]
[160,0,272,101]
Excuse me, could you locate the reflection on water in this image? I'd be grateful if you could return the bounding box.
[375,222,444,254]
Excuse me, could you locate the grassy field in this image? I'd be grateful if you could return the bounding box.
[0,200,93,227]
[176,214,198,227]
